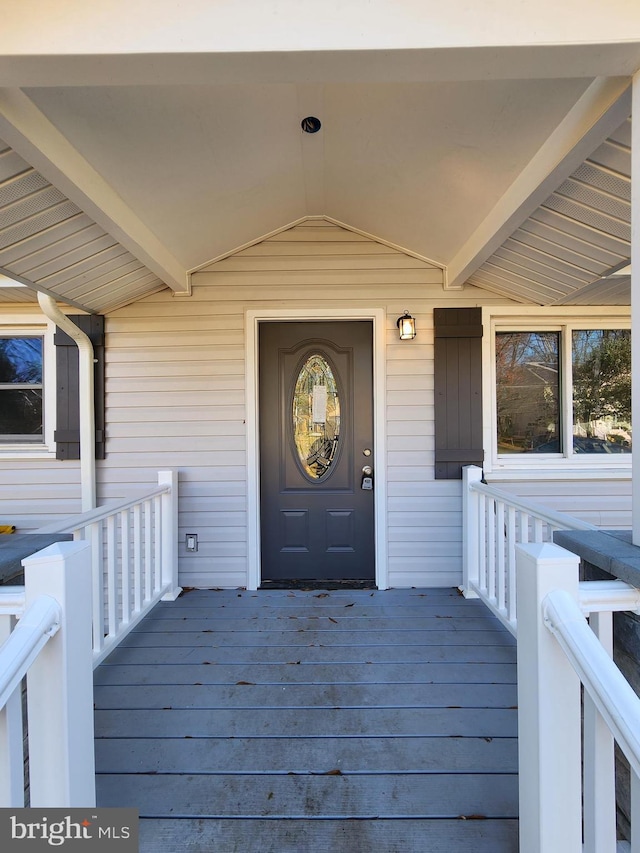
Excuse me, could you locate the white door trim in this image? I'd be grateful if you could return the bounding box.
[245,307,388,590]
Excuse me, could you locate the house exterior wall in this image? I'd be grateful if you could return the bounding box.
[485,478,632,530]
[0,221,632,586]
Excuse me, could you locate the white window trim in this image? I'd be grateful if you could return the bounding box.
[482,306,631,480]
[0,318,57,459]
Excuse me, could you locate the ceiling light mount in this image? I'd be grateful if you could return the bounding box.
[301,116,322,134]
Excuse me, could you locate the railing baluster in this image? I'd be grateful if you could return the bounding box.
[506,506,517,624]
[533,517,544,542]
[496,499,506,613]
[89,521,104,655]
[487,497,496,603]
[133,503,142,614]
[144,500,152,604]
[106,514,117,637]
[478,493,487,594]
[153,495,162,594]
[120,509,131,626]
[583,611,616,853]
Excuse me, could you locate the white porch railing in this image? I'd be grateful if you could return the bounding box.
[0,470,180,807]
[461,464,597,634]
[517,543,640,853]
[0,541,95,807]
[37,470,181,666]
[460,465,640,850]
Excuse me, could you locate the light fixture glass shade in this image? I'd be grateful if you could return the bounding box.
[397,312,416,340]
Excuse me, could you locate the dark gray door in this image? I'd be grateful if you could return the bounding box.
[259,321,375,583]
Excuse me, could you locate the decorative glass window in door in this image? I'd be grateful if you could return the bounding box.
[293,354,341,479]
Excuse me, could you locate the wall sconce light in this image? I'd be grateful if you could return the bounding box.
[396,311,416,340]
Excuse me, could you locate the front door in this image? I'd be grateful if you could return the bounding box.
[259,321,375,584]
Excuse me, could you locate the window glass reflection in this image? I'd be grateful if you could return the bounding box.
[572,329,631,454]
[496,332,560,453]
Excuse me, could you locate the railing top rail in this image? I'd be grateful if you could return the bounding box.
[0,586,26,617]
[544,587,640,779]
[469,479,597,532]
[0,594,60,709]
[578,580,640,615]
[36,483,171,535]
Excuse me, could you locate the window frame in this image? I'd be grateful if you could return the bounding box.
[483,307,631,478]
[0,318,56,459]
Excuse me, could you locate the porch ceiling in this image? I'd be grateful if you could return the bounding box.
[0,21,638,313]
[466,118,632,306]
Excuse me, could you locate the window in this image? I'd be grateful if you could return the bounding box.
[0,336,44,442]
[494,323,631,462]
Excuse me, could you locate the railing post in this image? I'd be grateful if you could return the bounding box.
[516,542,582,853]
[0,603,23,806]
[22,541,95,807]
[461,465,482,598]
[159,470,182,601]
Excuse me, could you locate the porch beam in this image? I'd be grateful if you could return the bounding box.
[0,88,189,296]
[446,77,632,290]
[1,3,640,86]
[632,71,640,546]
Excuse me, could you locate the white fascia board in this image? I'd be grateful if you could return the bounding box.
[2,46,640,88]
[1,1,640,59]
[446,77,633,290]
[0,88,189,297]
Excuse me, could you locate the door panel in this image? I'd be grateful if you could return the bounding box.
[259,321,375,582]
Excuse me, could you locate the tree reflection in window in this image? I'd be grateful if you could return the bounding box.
[0,337,43,440]
[293,354,340,479]
[572,330,631,453]
[496,332,560,453]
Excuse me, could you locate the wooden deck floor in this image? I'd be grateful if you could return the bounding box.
[94,587,519,852]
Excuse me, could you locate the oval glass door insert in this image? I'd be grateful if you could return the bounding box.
[293,354,341,479]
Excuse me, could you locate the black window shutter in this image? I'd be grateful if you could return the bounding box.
[54,315,105,460]
[434,307,484,479]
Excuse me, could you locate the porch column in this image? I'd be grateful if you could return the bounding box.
[633,70,640,545]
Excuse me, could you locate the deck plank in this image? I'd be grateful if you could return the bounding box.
[131,615,506,632]
[137,817,519,853]
[102,642,517,665]
[94,681,518,709]
[94,661,517,685]
[118,627,515,648]
[95,735,518,774]
[97,772,519,817]
[95,707,517,738]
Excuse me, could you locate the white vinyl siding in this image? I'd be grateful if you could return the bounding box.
[0,459,81,530]
[486,478,632,530]
[0,221,631,585]
[101,221,512,588]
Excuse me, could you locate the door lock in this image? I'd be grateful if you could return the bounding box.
[361,465,374,490]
